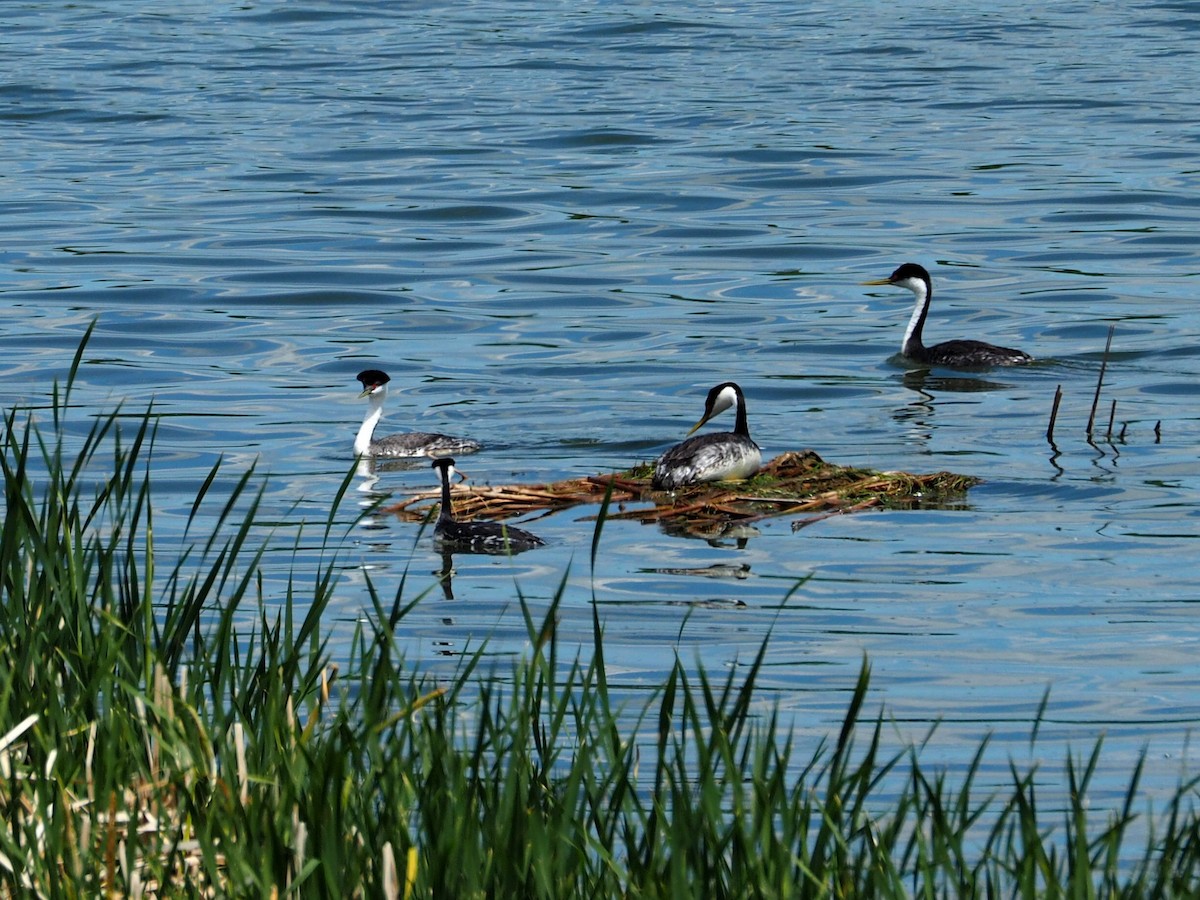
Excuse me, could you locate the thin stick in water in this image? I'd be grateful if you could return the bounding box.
[1086,324,1116,438]
[1046,384,1063,444]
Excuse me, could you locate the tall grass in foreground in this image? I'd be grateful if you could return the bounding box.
[1,348,1199,897]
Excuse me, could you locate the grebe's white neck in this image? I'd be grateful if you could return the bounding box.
[355,388,386,455]
[897,275,931,357]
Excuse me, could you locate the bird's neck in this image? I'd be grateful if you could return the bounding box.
[354,394,385,455]
[438,469,455,524]
[733,397,750,437]
[903,281,930,357]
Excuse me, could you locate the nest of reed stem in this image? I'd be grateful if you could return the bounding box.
[384,450,979,537]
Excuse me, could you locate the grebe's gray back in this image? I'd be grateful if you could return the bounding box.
[355,369,482,458]
[862,263,1032,368]
[431,458,544,554]
[652,382,762,490]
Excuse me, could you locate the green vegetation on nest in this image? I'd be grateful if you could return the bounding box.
[2,334,1199,897]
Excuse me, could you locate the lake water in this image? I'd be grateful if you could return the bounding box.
[4,1,1200,812]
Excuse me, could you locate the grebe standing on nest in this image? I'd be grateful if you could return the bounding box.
[354,369,482,458]
[652,382,761,490]
[431,458,544,554]
[862,263,1032,368]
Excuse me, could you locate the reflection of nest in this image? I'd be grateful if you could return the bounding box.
[383,451,978,535]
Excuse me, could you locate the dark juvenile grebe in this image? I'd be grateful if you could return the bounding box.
[355,369,482,458]
[431,458,544,554]
[862,263,1032,368]
[652,382,762,490]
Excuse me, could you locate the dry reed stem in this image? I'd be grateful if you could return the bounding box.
[381,842,400,900]
[1087,324,1116,437]
[1047,384,1063,444]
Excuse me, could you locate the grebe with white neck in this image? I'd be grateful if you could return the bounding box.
[862,263,1032,368]
[431,458,544,554]
[652,382,761,490]
[354,370,482,458]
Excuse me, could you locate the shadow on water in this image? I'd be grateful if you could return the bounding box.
[658,518,760,548]
[898,368,1021,395]
[639,562,754,579]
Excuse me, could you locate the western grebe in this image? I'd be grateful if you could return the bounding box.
[652,382,762,490]
[354,369,482,458]
[862,263,1032,368]
[431,458,545,554]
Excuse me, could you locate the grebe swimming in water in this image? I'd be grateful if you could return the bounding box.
[354,369,482,458]
[652,382,761,490]
[431,458,544,554]
[862,263,1032,368]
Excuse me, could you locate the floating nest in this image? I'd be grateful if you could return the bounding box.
[383,451,979,538]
